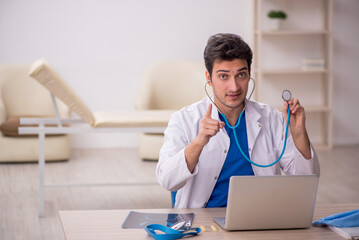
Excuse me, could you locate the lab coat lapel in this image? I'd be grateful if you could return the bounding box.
[245,101,262,158]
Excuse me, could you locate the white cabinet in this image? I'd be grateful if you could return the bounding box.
[253,0,333,148]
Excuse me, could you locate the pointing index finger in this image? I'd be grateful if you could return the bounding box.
[205,104,213,118]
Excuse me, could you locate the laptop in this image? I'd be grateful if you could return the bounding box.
[213,175,319,231]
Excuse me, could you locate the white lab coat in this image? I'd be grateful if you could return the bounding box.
[156,97,320,209]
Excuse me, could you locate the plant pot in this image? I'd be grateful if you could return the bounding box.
[269,19,281,31]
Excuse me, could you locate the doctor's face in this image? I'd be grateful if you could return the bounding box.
[206,59,250,113]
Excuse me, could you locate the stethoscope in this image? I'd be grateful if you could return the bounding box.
[204,77,292,168]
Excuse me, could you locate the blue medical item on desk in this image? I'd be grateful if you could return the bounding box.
[145,224,201,240]
[312,209,359,227]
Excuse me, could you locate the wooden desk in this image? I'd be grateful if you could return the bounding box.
[59,203,359,240]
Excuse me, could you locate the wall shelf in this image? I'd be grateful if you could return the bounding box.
[273,105,330,113]
[257,69,328,75]
[256,30,328,36]
[253,0,333,148]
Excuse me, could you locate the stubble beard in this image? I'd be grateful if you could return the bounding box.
[213,90,246,111]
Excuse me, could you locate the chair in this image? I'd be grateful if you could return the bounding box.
[135,61,208,160]
[0,64,70,162]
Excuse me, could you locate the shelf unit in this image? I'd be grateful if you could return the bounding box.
[253,0,333,148]
[258,30,329,36]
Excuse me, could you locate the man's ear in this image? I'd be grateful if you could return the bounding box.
[205,71,212,86]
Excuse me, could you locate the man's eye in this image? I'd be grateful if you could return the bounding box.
[219,75,227,80]
[239,72,246,77]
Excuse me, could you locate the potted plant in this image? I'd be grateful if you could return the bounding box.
[267,10,287,30]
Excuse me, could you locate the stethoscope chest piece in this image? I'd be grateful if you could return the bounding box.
[282,90,292,102]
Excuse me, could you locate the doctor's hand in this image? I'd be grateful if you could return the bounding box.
[185,104,225,173]
[196,104,225,147]
[283,98,311,159]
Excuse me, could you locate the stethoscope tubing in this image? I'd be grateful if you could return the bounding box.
[221,106,290,168]
[204,78,291,168]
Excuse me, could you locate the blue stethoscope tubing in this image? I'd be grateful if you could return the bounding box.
[204,78,292,168]
[220,104,291,168]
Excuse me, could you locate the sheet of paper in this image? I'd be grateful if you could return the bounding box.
[121,211,194,230]
[329,226,359,239]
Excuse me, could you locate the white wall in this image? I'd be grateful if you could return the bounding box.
[0,0,253,148]
[0,0,358,148]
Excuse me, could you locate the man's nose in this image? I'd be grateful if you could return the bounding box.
[228,76,240,91]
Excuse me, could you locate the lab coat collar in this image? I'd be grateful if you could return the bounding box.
[244,99,262,157]
[207,97,262,153]
[207,96,221,121]
[206,96,261,122]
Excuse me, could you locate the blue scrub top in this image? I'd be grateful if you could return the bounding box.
[206,111,254,208]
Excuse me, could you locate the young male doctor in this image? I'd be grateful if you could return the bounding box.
[156,33,320,209]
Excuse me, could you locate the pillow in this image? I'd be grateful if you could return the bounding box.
[0,116,65,137]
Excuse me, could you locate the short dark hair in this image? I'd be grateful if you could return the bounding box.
[204,33,253,76]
